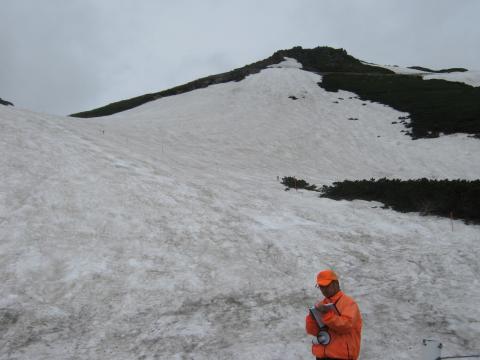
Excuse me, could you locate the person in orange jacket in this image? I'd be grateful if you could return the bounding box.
[305,270,362,360]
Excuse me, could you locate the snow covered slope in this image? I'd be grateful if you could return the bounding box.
[1,59,480,359]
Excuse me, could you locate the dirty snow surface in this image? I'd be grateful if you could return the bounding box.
[1,59,480,360]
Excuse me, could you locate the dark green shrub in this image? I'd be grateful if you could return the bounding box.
[282,176,318,191]
[320,178,480,224]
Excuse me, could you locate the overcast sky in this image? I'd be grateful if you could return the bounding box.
[1,0,479,115]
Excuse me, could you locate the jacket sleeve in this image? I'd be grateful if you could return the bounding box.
[306,313,320,336]
[321,300,359,334]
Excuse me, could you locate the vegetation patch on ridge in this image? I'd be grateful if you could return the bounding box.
[408,66,468,73]
[319,73,480,138]
[70,46,391,118]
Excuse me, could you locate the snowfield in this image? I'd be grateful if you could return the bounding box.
[1,58,480,359]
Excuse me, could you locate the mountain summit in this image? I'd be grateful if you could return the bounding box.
[70,46,392,118]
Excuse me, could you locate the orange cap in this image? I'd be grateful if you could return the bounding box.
[316,269,338,286]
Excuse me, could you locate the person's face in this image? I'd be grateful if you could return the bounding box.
[318,281,338,298]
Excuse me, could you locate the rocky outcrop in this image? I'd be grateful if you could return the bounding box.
[0,98,14,106]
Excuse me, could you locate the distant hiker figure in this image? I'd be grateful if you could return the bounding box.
[306,269,362,360]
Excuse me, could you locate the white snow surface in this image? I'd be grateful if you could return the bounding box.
[1,59,480,359]
[268,57,303,69]
[370,63,426,75]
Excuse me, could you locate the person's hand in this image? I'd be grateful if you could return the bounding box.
[315,302,332,313]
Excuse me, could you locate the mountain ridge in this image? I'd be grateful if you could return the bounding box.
[70,46,391,118]
[70,46,480,140]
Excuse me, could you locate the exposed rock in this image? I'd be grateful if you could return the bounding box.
[0,98,14,106]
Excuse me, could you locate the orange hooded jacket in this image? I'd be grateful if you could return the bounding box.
[305,290,362,359]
